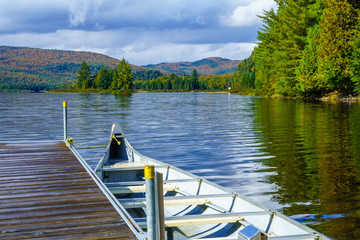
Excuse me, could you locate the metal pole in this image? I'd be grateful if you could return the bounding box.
[145,165,157,240]
[63,101,68,141]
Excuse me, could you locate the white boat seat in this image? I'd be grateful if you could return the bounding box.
[135,211,270,227]
[100,163,145,172]
[105,178,198,187]
[118,194,232,208]
[100,166,144,171]
[105,181,145,187]
[109,183,179,194]
[100,163,166,172]
[267,234,320,240]
[107,162,145,168]
[120,198,210,208]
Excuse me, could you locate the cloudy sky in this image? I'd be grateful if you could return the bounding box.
[0,0,276,66]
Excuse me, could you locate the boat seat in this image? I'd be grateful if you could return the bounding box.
[105,178,197,187]
[109,183,179,194]
[100,163,167,172]
[119,197,211,209]
[118,194,232,208]
[135,211,270,228]
[100,163,145,172]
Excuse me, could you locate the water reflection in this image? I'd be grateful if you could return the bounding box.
[1,93,359,239]
[253,99,360,240]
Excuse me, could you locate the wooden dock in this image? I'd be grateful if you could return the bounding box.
[0,141,137,239]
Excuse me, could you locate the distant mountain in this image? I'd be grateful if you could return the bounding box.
[143,57,241,75]
[0,46,148,90]
[0,46,240,91]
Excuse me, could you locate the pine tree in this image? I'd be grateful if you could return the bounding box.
[254,8,279,96]
[111,58,133,94]
[95,67,113,89]
[190,69,199,90]
[76,61,92,89]
[255,0,319,97]
[297,24,325,96]
[234,53,255,89]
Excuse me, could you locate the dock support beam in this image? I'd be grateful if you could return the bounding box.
[157,172,165,240]
[63,101,68,141]
[145,165,157,240]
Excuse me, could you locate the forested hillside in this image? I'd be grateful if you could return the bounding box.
[0,46,151,91]
[144,57,240,75]
[248,0,360,98]
[0,46,241,91]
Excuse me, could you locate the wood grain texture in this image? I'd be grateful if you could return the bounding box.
[0,141,136,239]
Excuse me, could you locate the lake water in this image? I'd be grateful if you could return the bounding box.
[1,92,359,240]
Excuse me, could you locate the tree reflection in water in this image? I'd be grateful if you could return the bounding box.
[253,99,360,240]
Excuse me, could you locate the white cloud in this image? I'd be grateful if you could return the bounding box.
[0,30,255,65]
[0,0,275,65]
[69,1,89,27]
[109,42,256,65]
[221,0,276,27]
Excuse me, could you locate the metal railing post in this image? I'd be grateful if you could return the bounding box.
[63,101,68,141]
[145,165,157,240]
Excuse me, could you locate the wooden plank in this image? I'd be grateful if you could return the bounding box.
[0,222,135,239]
[0,211,120,228]
[0,141,137,239]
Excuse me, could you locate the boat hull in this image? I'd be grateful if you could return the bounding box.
[94,124,330,240]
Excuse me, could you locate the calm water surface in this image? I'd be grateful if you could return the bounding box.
[1,92,359,240]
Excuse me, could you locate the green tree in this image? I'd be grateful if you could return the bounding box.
[254,8,279,96]
[296,24,325,96]
[76,61,92,89]
[190,69,199,90]
[317,0,358,94]
[95,67,113,89]
[111,58,133,94]
[234,53,255,90]
[350,21,360,93]
[255,0,319,96]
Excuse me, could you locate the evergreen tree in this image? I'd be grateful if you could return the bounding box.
[190,69,199,90]
[317,0,358,94]
[76,61,92,89]
[297,24,325,96]
[255,0,319,96]
[234,53,255,90]
[163,77,172,90]
[95,67,113,89]
[254,8,279,95]
[350,20,360,93]
[111,58,133,94]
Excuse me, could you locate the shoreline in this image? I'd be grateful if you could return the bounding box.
[10,88,357,102]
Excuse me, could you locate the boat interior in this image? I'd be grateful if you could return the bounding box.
[93,124,328,240]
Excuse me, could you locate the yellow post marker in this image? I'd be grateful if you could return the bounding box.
[145,165,155,179]
[145,165,157,239]
[63,101,67,107]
